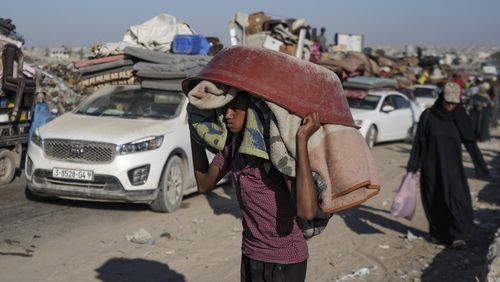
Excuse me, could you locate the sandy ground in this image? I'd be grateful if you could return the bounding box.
[0,129,499,282]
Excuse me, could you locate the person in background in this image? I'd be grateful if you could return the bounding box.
[470,82,495,141]
[467,77,481,97]
[190,92,320,282]
[407,82,489,249]
[317,27,327,53]
[310,41,321,63]
[487,78,498,128]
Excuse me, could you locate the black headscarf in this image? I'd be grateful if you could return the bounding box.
[430,95,476,142]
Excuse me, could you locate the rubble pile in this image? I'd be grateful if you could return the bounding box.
[36,64,82,115]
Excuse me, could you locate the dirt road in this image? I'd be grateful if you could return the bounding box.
[0,131,499,282]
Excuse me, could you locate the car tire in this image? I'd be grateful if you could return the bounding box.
[365,125,377,149]
[151,156,184,213]
[0,149,17,185]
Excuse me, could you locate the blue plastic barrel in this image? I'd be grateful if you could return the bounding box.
[172,34,210,55]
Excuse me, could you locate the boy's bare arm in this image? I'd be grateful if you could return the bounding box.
[295,112,321,220]
[190,138,223,193]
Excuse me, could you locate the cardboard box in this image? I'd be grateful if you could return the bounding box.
[279,44,297,56]
[248,11,271,28]
[246,12,271,35]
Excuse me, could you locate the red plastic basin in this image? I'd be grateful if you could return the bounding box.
[182,46,354,126]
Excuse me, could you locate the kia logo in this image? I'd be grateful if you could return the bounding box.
[70,146,84,158]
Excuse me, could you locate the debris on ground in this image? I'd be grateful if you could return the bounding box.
[125,228,155,245]
[336,265,377,281]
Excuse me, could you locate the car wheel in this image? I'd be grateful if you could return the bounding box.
[365,125,377,149]
[0,149,16,185]
[151,156,184,213]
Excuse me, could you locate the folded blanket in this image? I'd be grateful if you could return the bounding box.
[78,59,134,75]
[80,66,134,80]
[134,66,204,80]
[79,69,136,88]
[123,46,211,65]
[187,81,380,213]
[136,70,187,79]
[75,54,126,69]
[133,61,200,72]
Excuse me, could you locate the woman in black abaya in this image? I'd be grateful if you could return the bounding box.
[407,82,489,248]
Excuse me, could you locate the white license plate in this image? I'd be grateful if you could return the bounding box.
[52,168,94,181]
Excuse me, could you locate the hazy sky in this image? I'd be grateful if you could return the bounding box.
[3,0,500,48]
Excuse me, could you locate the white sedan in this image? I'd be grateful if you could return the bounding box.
[26,85,213,212]
[413,84,439,109]
[348,90,422,148]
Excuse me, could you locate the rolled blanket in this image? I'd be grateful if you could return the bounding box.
[186,80,380,213]
[187,81,269,159]
[265,101,380,213]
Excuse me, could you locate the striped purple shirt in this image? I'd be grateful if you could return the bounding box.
[212,142,308,264]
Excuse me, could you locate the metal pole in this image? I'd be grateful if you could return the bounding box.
[295,28,306,59]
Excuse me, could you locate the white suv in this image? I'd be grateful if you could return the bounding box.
[26,85,210,212]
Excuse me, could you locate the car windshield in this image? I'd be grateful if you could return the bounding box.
[76,88,184,120]
[414,87,437,98]
[347,94,381,110]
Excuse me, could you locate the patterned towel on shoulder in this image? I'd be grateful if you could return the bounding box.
[187,81,270,159]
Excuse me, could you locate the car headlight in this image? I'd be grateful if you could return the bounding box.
[32,129,42,147]
[118,136,164,155]
[354,119,363,127]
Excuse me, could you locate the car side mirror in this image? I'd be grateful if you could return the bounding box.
[382,105,395,112]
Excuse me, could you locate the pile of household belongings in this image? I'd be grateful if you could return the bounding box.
[74,14,211,94]
[229,11,312,60]
[318,51,421,93]
[318,51,380,78]
[0,18,24,48]
[0,17,34,83]
[182,46,381,214]
[0,18,38,123]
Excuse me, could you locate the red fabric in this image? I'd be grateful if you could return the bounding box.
[75,54,126,69]
[182,46,354,126]
[453,79,464,97]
